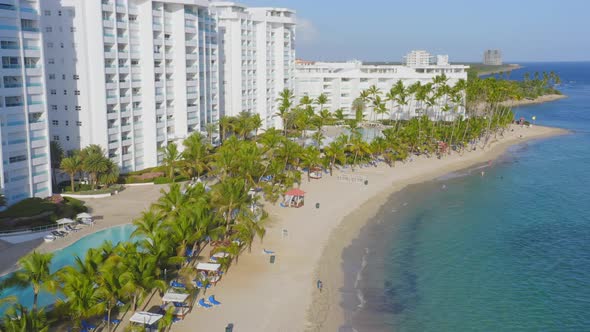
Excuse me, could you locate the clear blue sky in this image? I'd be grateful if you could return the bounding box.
[240,0,590,62]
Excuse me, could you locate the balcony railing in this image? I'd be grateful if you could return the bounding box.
[21,27,40,32]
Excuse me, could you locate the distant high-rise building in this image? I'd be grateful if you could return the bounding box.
[436,55,449,66]
[483,49,502,65]
[403,50,434,67]
[0,0,52,205]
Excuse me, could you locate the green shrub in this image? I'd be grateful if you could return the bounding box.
[153,177,171,184]
[0,198,57,218]
[153,175,189,184]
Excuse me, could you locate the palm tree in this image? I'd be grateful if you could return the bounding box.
[333,108,346,122]
[219,116,233,143]
[119,251,166,311]
[212,178,250,231]
[95,257,124,332]
[323,140,346,176]
[311,131,325,148]
[57,267,105,329]
[275,88,295,136]
[153,183,186,219]
[301,146,321,181]
[2,304,49,332]
[159,142,181,180]
[182,133,209,180]
[50,141,64,191]
[315,93,328,114]
[5,251,56,314]
[205,122,218,145]
[98,159,119,187]
[250,113,263,138]
[352,97,366,122]
[78,145,109,189]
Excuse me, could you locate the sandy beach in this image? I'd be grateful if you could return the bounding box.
[167,124,567,332]
[0,125,567,332]
[502,94,567,107]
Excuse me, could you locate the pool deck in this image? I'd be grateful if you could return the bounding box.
[0,183,168,276]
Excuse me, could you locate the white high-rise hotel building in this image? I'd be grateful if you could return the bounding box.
[0,0,52,204]
[0,0,296,204]
[40,0,220,172]
[211,2,295,129]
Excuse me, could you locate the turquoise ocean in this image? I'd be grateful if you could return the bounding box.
[341,62,590,331]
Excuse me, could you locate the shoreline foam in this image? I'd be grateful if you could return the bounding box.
[305,125,568,332]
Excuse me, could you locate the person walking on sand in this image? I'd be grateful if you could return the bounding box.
[317,279,323,293]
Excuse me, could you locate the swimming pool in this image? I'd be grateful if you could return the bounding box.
[0,224,136,314]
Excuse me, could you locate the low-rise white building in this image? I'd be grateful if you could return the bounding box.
[0,0,52,204]
[211,2,295,129]
[295,59,469,121]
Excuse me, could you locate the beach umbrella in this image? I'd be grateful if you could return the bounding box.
[76,212,92,220]
[56,218,75,225]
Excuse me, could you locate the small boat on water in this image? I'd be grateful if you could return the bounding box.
[44,234,56,242]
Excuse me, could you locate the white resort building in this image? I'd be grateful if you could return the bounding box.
[211,2,296,129]
[295,54,469,121]
[0,0,52,204]
[40,0,220,173]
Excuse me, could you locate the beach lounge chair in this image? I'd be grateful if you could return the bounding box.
[198,298,212,309]
[173,302,189,308]
[208,295,221,306]
[170,280,186,288]
[103,315,121,325]
[195,280,211,289]
[263,249,274,255]
[51,230,64,237]
[81,320,96,331]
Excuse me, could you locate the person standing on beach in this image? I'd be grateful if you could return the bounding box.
[317,279,323,292]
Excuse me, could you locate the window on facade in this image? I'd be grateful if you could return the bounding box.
[9,155,26,163]
[71,27,76,32]
[51,105,57,110]
[62,74,66,80]
[75,106,81,111]
[49,74,55,80]
[47,42,53,48]
[52,120,58,125]
[63,90,67,95]
[74,90,80,95]
[64,105,68,111]
[44,10,51,16]
[73,75,79,80]
[58,10,62,16]
[76,121,82,126]
[60,42,64,48]
[65,120,69,126]
[50,89,56,95]
[53,136,59,141]
[45,27,52,33]
[48,58,54,64]
[66,136,70,141]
